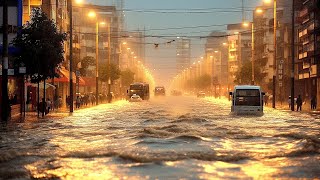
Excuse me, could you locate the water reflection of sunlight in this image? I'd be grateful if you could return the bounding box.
[26,158,122,179]
[241,160,280,178]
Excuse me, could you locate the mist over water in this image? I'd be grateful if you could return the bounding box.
[0,96,319,179]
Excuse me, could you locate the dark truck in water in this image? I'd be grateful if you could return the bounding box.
[127,83,150,100]
[154,86,166,96]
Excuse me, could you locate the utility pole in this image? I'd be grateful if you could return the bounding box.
[95,21,99,105]
[290,0,295,111]
[107,23,111,103]
[251,22,255,85]
[272,0,277,108]
[68,0,74,112]
[1,0,9,121]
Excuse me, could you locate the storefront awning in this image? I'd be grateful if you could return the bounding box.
[81,77,96,87]
[28,82,56,89]
[54,67,85,86]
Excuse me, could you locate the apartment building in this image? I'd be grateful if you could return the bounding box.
[204,31,228,87]
[227,23,252,85]
[296,0,320,104]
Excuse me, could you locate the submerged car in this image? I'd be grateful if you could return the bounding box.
[197,91,206,98]
[129,94,142,102]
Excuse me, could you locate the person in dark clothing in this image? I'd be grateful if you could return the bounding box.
[311,96,317,110]
[296,95,302,111]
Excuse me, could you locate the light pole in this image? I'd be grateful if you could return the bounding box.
[68,0,74,112]
[67,0,83,112]
[88,11,100,105]
[95,21,99,105]
[107,23,111,102]
[272,0,277,109]
[290,0,295,111]
[265,0,277,108]
[251,22,255,85]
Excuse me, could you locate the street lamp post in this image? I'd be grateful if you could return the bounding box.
[272,0,277,109]
[107,23,111,103]
[251,22,255,85]
[290,0,295,111]
[95,21,99,105]
[68,0,74,112]
[88,11,101,105]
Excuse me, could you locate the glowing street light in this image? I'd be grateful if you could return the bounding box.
[88,11,96,18]
[256,8,264,14]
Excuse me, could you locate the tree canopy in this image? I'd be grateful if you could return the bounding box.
[79,56,95,76]
[196,74,212,89]
[234,59,268,85]
[99,63,121,83]
[121,69,135,87]
[12,8,66,82]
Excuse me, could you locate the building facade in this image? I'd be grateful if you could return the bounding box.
[227,23,252,86]
[176,38,191,74]
[204,31,228,88]
[296,0,320,106]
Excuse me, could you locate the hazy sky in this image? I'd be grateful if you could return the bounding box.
[87,0,261,86]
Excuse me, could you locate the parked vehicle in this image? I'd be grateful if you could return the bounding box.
[127,83,150,100]
[129,94,142,102]
[229,85,265,115]
[154,86,166,96]
[197,91,206,98]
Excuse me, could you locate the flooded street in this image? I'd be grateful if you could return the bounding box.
[0,96,320,179]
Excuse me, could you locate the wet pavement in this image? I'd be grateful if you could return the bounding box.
[0,96,319,179]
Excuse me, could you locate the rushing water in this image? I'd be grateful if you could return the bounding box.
[0,96,319,179]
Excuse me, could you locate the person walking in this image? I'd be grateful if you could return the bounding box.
[76,96,81,109]
[296,95,302,111]
[311,96,317,110]
[288,96,292,109]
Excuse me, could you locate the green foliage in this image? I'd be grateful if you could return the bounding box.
[234,60,267,85]
[79,56,95,76]
[99,63,121,83]
[196,74,212,89]
[12,8,66,82]
[121,69,135,87]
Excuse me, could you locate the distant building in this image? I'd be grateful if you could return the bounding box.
[204,31,228,87]
[176,38,191,74]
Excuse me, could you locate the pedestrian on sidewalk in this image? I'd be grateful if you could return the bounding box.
[76,96,81,109]
[296,95,302,111]
[46,98,51,113]
[311,96,317,110]
[264,94,269,106]
[288,96,292,109]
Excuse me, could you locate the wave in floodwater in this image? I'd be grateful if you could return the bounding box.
[0,97,320,179]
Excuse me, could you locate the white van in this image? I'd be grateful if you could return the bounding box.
[229,85,265,115]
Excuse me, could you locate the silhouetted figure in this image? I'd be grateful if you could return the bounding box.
[296,95,302,111]
[311,96,317,110]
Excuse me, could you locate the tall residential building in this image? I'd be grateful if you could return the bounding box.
[253,0,294,100]
[176,38,191,74]
[227,23,252,85]
[204,31,228,86]
[296,0,320,103]
[72,5,119,67]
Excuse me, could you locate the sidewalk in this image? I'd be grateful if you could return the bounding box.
[265,102,320,114]
[9,102,108,123]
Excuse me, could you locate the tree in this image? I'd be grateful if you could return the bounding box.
[12,8,66,82]
[234,60,267,85]
[79,56,95,76]
[99,63,121,83]
[196,74,212,89]
[121,69,135,87]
